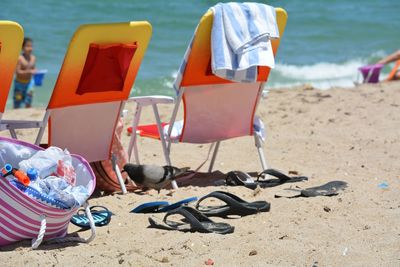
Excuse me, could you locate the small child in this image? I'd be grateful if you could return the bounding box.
[14,37,37,108]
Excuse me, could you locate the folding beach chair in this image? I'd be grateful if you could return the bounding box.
[386,60,400,81]
[0,21,24,134]
[127,7,287,189]
[3,21,152,193]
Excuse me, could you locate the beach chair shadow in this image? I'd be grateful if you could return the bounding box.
[176,170,226,188]
[2,22,152,193]
[127,8,288,189]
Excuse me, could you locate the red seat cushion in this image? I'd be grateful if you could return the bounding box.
[76,43,137,95]
[127,123,168,140]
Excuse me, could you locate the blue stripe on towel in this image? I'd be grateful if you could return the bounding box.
[245,66,257,82]
[226,69,235,80]
[222,4,244,52]
[246,6,261,43]
[211,6,227,72]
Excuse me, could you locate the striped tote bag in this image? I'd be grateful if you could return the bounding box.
[0,137,96,248]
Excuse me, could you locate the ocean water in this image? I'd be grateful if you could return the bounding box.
[2,0,399,107]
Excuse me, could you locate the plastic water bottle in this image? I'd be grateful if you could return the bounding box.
[26,168,46,194]
[19,147,68,178]
[27,168,38,181]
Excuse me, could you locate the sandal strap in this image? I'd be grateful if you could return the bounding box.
[163,206,212,232]
[226,171,257,189]
[89,205,111,213]
[148,206,234,234]
[257,169,308,182]
[196,191,269,217]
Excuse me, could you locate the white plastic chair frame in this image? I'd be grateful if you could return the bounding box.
[1,117,44,139]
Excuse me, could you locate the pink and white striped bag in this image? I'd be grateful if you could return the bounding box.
[0,137,96,248]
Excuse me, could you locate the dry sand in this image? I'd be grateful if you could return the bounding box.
[0,81,399,266]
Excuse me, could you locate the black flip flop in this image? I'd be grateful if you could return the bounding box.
[195,191,270,218]
[256,169,308,188]
[275,181,348,198]
[225,171,258,190]
[148,206,234,234]
[300,181,347,197]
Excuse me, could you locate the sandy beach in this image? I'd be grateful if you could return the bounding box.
[0,81,399,266]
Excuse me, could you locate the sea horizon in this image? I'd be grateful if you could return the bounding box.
[2,0,399,108]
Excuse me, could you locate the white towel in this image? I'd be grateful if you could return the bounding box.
[211,2,279,83]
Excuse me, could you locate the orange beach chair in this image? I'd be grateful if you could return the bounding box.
[386,60,400,81]
[4,22,152,193]
[127,8,287,189]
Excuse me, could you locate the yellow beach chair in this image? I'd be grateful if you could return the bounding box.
[4,21,152,193]
[0,21,24,133]
[127,7,287,189]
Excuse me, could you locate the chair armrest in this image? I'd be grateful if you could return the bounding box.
[126,95,174,163]
[1,120,43,129]
[128,95,174,107]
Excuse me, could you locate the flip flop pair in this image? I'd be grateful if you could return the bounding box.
[70,206,112,229]
[148,191,270,234]
[131,197,198,213]
[226,169,308,189]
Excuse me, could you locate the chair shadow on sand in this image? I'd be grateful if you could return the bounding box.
[90,170,231,197]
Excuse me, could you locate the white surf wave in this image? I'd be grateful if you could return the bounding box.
[269,51,393,89]
[270,59,370,89]
[167,54,391,90]
[275,60,365,80]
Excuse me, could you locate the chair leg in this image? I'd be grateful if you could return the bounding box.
[208,141,220,173]
[128,104,142,163]
[161,142,177,189]
[152,104,178,190]
[254,133,268,171]
[111,153,128,194]
[35,110,51,145]
[152,104,170,164]
[132,140,140,164]
[164,149,178,189]
[167,89,183,154]
[9,129,17,139]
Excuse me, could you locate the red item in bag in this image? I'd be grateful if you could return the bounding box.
[56,160,76,186]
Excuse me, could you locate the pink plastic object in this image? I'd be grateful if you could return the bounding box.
[56,160,77,186]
